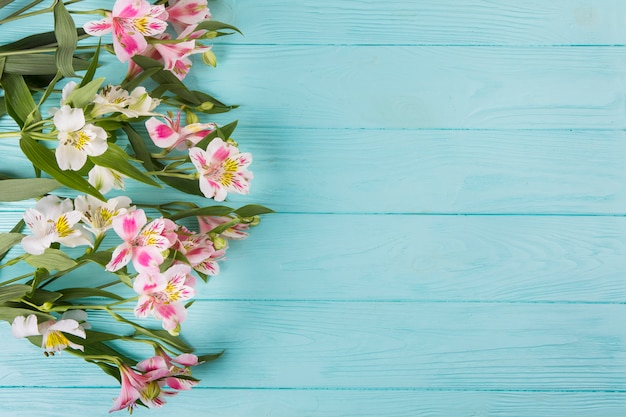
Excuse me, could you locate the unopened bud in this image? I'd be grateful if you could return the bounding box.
[248,215,261,226]
[226,138,238,147]
[168,324,181,337]
[202,50,217,67]
[41,302,54,312]
[144,381,161,400]
[212,236,227,250]
[185,108,199,125]
[197,101,214,112]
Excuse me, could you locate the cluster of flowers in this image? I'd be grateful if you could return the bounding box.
[0,0,268,413]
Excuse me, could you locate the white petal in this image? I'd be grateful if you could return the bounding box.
[61,81,78,104]
[56,143,88,171]
[53,105,85,132]
[11,315,41,338]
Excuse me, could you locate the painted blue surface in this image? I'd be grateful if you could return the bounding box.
[1,0,626,416]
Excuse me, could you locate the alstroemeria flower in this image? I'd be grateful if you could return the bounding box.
[21,195,92,255]
[134,264,195,333]
[141,348,202,391]
[106,210,176,273]
[174,226,224,275]
[166,0,211,34]
[88,165,126,194]
[198,215,250,239]
[110,362,172,413]
[54,105,108,171]
[83,0,168,62]
[74,195,132,237]
[189,138,253,201]
[11,310,90,354]
[146,111,215,150]
[91,85,160,118]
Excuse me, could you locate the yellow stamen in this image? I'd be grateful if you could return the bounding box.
[54,215,74,237]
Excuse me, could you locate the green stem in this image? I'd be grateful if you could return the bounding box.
[147,172,198,180]
[0,272,34,286]
[0,132,20,139]
[2,0,45,22]
[0,255,26,270]
[97,280,123,290]
[0,3,51,25]
[0,44,99,58]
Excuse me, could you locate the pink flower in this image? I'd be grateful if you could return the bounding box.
[106,210,176,273]
[198,215,250,240]
[146,111,215,150]
[133,264,196,333]
[140,348,202,391]
[110,362,172,413]
[175,226,225,275]
[84,0,168,62]
[166,0,211,34]
[189,138,253,201]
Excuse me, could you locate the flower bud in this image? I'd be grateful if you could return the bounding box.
[197,101,214,112]
[168,323,181,337]
[226,138,238,147]
[41,302,54,312]
[144,381,161,400]
[212,236,227,250]
[185,108,199,125]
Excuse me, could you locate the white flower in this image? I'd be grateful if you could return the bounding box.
[54,105,108,171]
[91,85,160,118]
[88,165,126,194]
[12,310,90,354]
[75,195,133,237]
[21,195,92,255]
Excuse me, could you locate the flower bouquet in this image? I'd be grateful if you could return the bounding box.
[0,0,271,412]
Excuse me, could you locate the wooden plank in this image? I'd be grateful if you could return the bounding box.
[1,388,626,417]
[210,0,626,46]
[1,128,625,214]
[193,45,626,129]
[2,213,626,302]
[1,302,626,390]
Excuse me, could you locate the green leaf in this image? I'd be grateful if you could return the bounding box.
[24,248,77,271]
[28,268,49,296]
[169,205,234,221]
[19,134,105,200]
[26,288,63,305]
[123,125,154,171]
[132,56,201,105]
[90,142,160,187]
[65,77,105,109]
[0,233,24,257]
[218,120,238,140]
[0,178,61,201]
[0,307,53,322]
[0,0,14,10]
[91,361,122,382]
[4,54,89,75]
[234,204,275,218]
[57,287,125,302]
[0,285,31,304]
[108,310,193,352]
[0,73,40,128]
[195,20,242,35]
[0,29,87,52]
[197,351,225,363]
[53,0,79,77]
[80,40,100,87]
[0,96,6,118]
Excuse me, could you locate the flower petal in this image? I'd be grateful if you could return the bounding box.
[11,315,41,338]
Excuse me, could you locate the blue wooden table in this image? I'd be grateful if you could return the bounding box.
[1,0,626,415]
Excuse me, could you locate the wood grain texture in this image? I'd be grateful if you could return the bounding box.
[2,302,626,390]
[1,388,626,417]
[2,213,626,303]
[2,128,625,214]
[195,45,626,129]
[210,0,626,46]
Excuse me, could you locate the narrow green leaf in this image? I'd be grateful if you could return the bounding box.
[26,288,63,305]
[19,134,105,200]
[120,66,160,92]
[123,125,154,171]
[197,351,225,363]
[53,0,79,77]
[132,56,201,105]
[0,96,6,118]
[0,285,31,304]
[28,268,49,296]
[4,54,89,75]
[9,219,24,234]
[91,361,122,382]
[58,287,125,301]
[65,77,105,109]
[0,56,5,79]
[24,248,78,271]
[169,205,234,221]
[0,307,53,322]
[108,310,193,352]
[90,142,160,187]
[80,40,100,87]
[195,20,242,35]
[0,73,39,128]
[0,233,24,257]
[0,29,87,52]
[0,0,15,10]
[218,120,238,139]
[0,178,61,201]
[36,71,63,108]
[234,204,275,218]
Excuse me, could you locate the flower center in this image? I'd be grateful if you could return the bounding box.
[44,330,70,352]
[54,214,74,238]
[65,130,90,151]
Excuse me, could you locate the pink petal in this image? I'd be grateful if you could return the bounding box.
[106,243,133,271]
[146,117,179,148]
[113,210,147,242]
[83,18,113,36]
